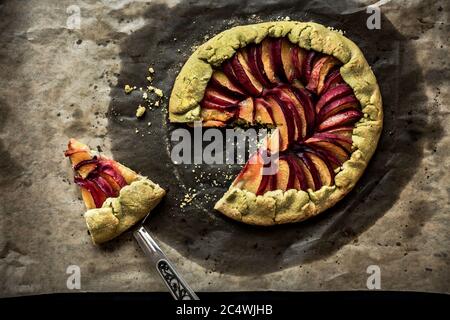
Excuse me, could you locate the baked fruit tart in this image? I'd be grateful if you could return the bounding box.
[65,139,166,244]
[169,21,382,226]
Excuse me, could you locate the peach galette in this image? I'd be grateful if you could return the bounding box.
[65,139,166,244]
[169,21,383,225]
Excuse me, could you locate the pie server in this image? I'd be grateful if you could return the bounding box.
[133,213,199,300]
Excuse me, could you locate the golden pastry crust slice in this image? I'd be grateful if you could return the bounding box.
[65,139,166,244]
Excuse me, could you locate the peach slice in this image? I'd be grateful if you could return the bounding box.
[210,70,246,98]
[318,109,363,132]
[231,51,263,96]
[261,38,279,85]
[254,98,274,125]
[315,84,353,113]
[237,97,254,124]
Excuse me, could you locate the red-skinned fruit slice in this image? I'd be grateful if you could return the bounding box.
[233,151,264,194]
[261,38,279,85]
[313,132,353,153]
[210,70,246,98]
[99,172,121,195]
[254,98,274,125]
[307,56,339,94]
[320,69,344,94]
[74,177,106,208]
[297,152,320,190]
[222,61,245,92]
[287,155,308,190]
[291,87,315,136]
[318,109,363,132]
[306,151,334,187]
[303,51,317,83]
[231,51,263,96]
[92,174,116,198]
[275,157,292,191]
[291,46,307,80]
[246,45,271,87]
[200,99,238,111]
[305,137,350,165]
[97,160,127,188]
[324,126,354,140]
[73,158,98,179]
[264,96,292,151]
[204,87,240,106]
[269,87,304,141]
[318,95,359,121]
[280,39,296,83]
[270,38,288,83]
[237,97,254,124]
[315,84,353,113]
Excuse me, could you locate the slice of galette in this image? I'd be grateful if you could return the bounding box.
[169,21,383,225]
[65,139,166,244]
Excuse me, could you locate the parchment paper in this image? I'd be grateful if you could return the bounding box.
[0,0,449,297]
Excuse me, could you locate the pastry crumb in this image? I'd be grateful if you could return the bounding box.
[154,88,163,97]
[124,84,134,94]
[136,105,146,118]
[148,67,154,74]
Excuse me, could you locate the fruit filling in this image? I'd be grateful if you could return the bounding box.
[64,139,137,209]
[199,37,363,194]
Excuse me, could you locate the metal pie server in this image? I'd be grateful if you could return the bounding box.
[133,214,199,300]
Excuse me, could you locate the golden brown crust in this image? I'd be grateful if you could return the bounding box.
[170,21,383,225]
